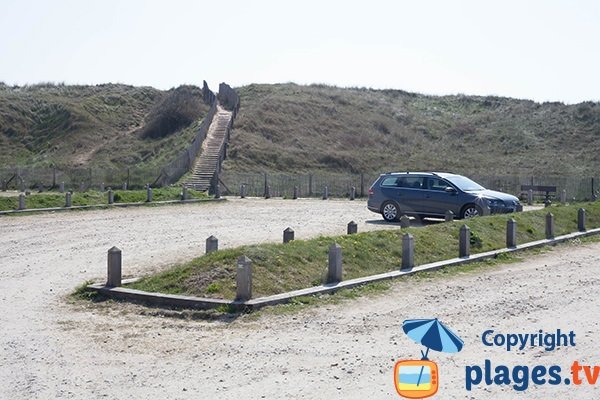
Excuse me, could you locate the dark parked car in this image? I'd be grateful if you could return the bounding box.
[367,172,520,221]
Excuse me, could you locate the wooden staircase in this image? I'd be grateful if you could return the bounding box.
[184,105,232,191]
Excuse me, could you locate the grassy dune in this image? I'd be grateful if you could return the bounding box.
[0,83,210,169]
[225,83,600,176]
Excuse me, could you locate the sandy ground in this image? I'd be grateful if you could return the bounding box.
[0,198,597,399]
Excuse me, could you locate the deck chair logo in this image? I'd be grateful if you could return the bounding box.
[394,318,464,399]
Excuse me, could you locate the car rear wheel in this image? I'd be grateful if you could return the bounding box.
[381,201,400,222]
[461,204,482,219]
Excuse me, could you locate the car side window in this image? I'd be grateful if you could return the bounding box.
[397,177,424,189]
[426,178,450,191]
[381,177,399,186]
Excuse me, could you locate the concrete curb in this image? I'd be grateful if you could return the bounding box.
[87,227,600,311]
[0,197,225,215]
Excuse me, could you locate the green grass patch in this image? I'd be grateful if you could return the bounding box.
[128,202,600,300]
[0,187,208,211]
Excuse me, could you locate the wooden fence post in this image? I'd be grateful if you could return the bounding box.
[107,246,122,287]
[445,210,454,222]
[578,208,586,232]
[236,256,253,301]
[400,215,410,228]
[347,221,358,234]
[545,213,555,239]
[182,186,188,200]
[206,235,218,253]
[506,218,517,248]
[401,233,414,270]
[327,243,343,284]
[283,227,295,243]
[459,225,470,258]
[18,194,25,210]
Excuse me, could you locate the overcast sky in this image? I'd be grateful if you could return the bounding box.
[1,0,598,103]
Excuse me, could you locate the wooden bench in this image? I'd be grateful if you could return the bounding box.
[520,185,557,206]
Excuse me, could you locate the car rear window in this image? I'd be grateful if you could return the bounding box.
[381,177,399,186]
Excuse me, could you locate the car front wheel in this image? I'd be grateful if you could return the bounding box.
[381,201,400,222]
[461,204,482,219]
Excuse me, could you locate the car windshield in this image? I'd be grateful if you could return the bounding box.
[445,175,486,191]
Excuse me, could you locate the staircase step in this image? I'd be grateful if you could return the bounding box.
[183,105,234,189]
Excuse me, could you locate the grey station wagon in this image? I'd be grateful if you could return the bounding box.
[367,172,520,221]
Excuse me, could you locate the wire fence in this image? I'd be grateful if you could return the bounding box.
[0,166,164,191]
[219,171,600,201]
[2,167,598,201]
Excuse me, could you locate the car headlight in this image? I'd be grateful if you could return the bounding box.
[486,199,503,206]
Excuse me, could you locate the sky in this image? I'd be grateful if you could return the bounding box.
[0,0,599,103]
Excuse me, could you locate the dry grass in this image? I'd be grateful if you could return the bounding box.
[224,83,600,176]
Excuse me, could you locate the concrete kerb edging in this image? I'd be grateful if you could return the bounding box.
[86,227,600,311]
[0,197,225,215]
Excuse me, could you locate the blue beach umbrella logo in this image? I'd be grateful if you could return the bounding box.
[402,318,464,359]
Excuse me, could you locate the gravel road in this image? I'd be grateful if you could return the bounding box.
[0,198,598,399]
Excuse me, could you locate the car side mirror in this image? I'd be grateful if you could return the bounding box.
[445,186,457,194]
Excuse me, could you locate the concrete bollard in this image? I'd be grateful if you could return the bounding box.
[18,194,25,210]
[182,186,188,201]
[459,224,470,258]
[206,235,218,253]
[108,189,114,204]
[400,215,410,228]
[146,186,153,202]
[322,186,328,200]
[100,182,105,192]
[560,189,567,204]
[240,184,246,198]
[59,181,65,193]
[445,210,454,222]
[327,243,343,284]
[122,182,127,190]
[283,227,295,243]
[347,221,358,235]
[545,213,555,239]
[107,246,122,287]
[527,189,533,206]
[350,186,356,201]
[65,192,72,208]
[401,233,415,270]
[578,208,586,232]
[506,218,517,248]
[236,256,253,301]
[293,186,298,200]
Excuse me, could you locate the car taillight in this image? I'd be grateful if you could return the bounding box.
[368,188,374,196]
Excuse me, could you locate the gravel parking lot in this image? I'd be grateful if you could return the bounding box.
[0,198,597,399]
